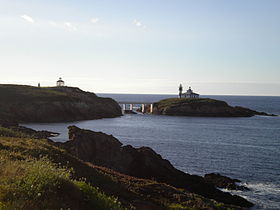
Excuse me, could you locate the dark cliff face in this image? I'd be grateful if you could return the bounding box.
[58,126,253,208]
[0,85,122,122]
[152,98,275,117]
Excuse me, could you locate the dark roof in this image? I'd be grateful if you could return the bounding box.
[57,78,64,82]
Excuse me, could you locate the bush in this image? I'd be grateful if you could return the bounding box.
[0,155,124,210]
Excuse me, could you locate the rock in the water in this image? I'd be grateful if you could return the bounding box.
[204,173,250,191]
[124,110,137,114]
[57,126,254,208]
[150,98,276,117]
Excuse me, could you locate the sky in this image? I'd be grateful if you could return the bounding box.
[0,0,279,95]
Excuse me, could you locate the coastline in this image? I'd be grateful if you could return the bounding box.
[22,104,280,209]
[1,91,279,209]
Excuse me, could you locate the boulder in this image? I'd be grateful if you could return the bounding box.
[204,173,250,191]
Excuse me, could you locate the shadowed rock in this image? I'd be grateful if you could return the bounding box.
[58,126,254,208]
[204,173,250,191]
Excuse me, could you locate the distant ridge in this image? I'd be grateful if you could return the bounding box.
[0,84,122,123]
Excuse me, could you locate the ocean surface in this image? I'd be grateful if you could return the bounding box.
[23,94,280,210]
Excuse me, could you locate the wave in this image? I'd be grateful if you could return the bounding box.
[244,182,280,195]
[221,182,280,210]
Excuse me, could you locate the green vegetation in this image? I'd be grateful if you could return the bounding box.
[0,84,77,103]
[0,126,242,209]
[0,84,122,122]
[168,203,186,209]
[154,98,228,109]
[0,126,33,138]
[0,125,125,210]
[0,143,123,209]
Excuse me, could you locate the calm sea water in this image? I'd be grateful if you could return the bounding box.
[23,94,280,210]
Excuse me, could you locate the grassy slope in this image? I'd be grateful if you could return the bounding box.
[0,85,71,102]
[0,126,242,210]
[0,84,122,122]
[0,129,123,209]
[0,85,82,121]
[0,85,66,101]
[154,98,228,109]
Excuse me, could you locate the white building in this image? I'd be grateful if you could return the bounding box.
[182,87,199,98]
[56,77,65,87]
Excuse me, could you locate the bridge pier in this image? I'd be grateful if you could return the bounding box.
[119,101,153,114]
[122,104,126,114]
[150,104,153,113]
[141,104,145,113]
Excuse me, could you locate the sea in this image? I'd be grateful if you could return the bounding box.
[23,94,280,210]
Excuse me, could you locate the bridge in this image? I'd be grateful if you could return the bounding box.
[117,101,154,114]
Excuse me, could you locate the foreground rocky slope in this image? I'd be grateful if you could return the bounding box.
[57,126,253,208]
[150,98,276,117]
[0,124,246,209]
[0,84,122,122]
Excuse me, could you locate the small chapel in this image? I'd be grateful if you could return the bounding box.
[56,77,65,87]
[183,87,199,98]
[179,84,199,98]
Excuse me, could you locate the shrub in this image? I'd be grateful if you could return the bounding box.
[0,155,124,210]
[75,181,124,210]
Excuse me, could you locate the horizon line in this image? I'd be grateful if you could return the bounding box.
[96,92,280,97]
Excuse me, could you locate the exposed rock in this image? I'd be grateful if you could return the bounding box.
[0,131,248,210]
[204,173,250,191]
[124,110,137,114]
[57,126,254,208]
[0,122,59,139]
[149,98,276,117]
[0,85,122,122]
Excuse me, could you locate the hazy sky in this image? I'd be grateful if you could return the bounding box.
[0,0,279,95]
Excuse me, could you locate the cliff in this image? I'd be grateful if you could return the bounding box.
[57,126,253,208]
[0,84,122,122]
[151,98,275,117]
[0,124,247,209]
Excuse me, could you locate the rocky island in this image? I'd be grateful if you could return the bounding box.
[0,84,122,122]
[149,98,276,117]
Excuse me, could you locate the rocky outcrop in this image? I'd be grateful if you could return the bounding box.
[0,85,122,122]
[0,127,250,210]
[57,126,253,208]
[124,110,137,114]
[204,173,250,191]
[0,121,59,139]
[150,98,276,117]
